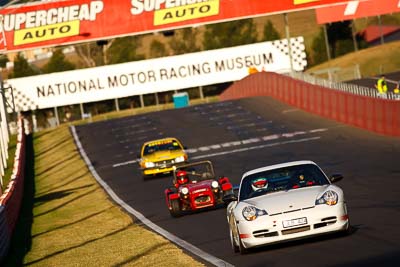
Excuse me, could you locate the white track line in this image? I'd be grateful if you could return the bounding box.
[112,128,327,168]
[190,137,321,160]
[70,126,233,267]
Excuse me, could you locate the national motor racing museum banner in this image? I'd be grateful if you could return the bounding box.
[0,0,350,52]
[5,37,307,112]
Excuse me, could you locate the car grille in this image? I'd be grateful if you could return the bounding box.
[253,230,279,238]
[252,215,339,239]
[314,216,337,229]
[281,226,310,235]
[154,159,174,168]
[194,195,211,205]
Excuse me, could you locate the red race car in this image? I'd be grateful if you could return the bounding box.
[164,160,235,217]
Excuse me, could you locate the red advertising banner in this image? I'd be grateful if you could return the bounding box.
[316,0,400,24]
[0,0,351,53]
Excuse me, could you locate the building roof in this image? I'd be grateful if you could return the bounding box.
[359,25,400,43]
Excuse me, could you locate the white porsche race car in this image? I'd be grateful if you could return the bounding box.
[226,160,349,254]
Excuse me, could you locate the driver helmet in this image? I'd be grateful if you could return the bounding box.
[251,177,268,191]
[176,170,189,185]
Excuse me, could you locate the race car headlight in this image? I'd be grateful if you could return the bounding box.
[175,156,185,163]
[242,206,268,221]
[181,187,189,195]
[144,161,155,168]
[316,190,338,206]
[211,181,219,188]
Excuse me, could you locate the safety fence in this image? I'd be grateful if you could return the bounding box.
[289,72,400,100]
[0,119,25,263]
[220,72,400,137]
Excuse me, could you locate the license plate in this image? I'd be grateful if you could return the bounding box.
[282,217,307,228]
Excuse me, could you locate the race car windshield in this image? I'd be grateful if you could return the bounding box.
[239,164,330,201]
[143,140,182,155]
[177,163,214,182]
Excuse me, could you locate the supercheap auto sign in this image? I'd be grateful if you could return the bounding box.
[5,37,307,111]
[0,0,350,52]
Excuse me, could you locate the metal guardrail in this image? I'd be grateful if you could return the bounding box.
[0,119,25,264]
[288,72,400,101]
[0,206,9,261]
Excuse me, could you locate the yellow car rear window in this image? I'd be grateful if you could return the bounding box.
[143,140,182,155]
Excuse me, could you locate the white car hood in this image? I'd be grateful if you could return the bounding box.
[241,185,333,214]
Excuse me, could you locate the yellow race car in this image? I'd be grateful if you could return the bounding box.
[139,137,188,179]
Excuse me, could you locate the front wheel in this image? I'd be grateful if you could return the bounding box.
[230,228,239,253]
[342,218,352,236]
[169,199,182,218]
[238,236,248,254]
[237,228,248,254]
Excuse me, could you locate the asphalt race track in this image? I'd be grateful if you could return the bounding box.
[74,96,400,267]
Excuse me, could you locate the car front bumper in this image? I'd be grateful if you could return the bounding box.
[236,202,349,249]
[142,162,187,176]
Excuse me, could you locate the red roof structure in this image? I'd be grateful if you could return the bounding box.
[359,25,400,43]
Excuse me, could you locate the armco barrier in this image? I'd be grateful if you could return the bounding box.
[0,206,9,261]
[220,72,400,137]
[0,118,26,263]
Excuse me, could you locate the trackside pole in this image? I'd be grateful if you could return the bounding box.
[54,106,60,126]
[351,20,358,52]
[323,24,332,61]
[115,98,120,112]
[199,86,204,99]
[155,93,159,106]
[80,103,84,119]
[140,95,144,108]
[378,15,384,45]
[284,13,293,72]
[0,77,8,177]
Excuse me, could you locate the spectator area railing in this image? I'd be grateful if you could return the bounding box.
[289,72,399,100]
[220,71,400,137]
[0,119,25,263]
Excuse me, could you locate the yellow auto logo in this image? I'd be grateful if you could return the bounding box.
[294,0,319,4]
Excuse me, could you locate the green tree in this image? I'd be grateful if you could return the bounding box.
[0,54,9,68]
[150,40,167,58]
[335,39,354,58]
[74,42,104,67]
[262,20,281,41]
[9,53,40,78]
[327,21,352,58]
[203,18,258,50]
[107,36,144,64]
[169,27,201,55]
[311,28,328,66]
[42,49,76,73]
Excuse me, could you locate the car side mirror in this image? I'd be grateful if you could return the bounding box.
[329,174,344,183]
[223,194,237,204]
[223,185,239,204]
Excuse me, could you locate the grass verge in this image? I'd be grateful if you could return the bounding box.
[306,40,400,79]
[1,134,17,193]
[4,105,210,266]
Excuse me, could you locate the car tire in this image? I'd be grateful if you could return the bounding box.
[343,219,352,236]
[169,199,182,218]
[237,228,248,254]
[238,237,248,254]
[230,228,239,253]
